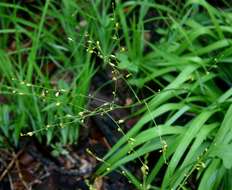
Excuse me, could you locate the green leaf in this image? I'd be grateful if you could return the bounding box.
[116,52,138,73]
[210,144,232,169]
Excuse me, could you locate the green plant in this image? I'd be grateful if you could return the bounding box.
[0,0,94,146]
[1,0,232,189]
[95,0,232,189]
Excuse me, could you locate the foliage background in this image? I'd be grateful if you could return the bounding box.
[1,0,232,189]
